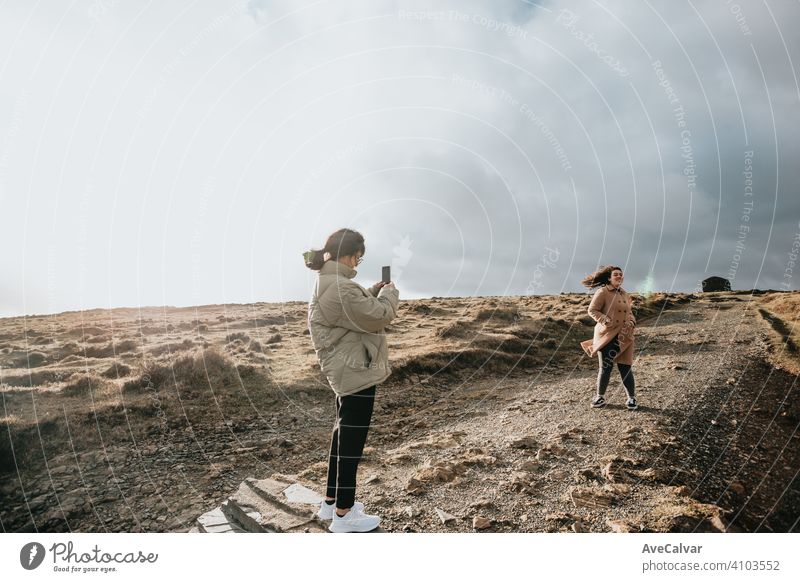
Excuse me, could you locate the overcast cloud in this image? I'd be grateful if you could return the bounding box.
[0,0,798,317]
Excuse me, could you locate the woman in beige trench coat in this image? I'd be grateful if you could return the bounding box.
[580,265,638,410]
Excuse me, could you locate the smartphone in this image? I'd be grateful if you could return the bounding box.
[381,266,391,284]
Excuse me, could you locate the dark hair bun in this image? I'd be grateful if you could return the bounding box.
[303,249,326,271]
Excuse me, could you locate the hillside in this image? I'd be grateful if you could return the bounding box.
[1,290,798,532]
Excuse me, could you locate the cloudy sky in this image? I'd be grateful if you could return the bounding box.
[1,0,798,317]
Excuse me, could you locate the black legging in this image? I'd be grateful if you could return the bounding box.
[597,335,635,399]
[325,385,376,510]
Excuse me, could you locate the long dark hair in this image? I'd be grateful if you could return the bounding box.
[581,265,622,288]
[304,228,366,271]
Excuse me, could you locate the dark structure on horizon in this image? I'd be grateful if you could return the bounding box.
[701,276,732,292]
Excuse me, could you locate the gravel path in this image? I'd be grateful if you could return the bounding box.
[342,295,800,532]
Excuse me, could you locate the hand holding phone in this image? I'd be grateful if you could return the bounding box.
[381,265,391,284]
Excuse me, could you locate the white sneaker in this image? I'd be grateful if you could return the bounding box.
[317,500,363,521]
[328,506,381,533]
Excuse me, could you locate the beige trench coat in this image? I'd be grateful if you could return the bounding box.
[580,284,636,365]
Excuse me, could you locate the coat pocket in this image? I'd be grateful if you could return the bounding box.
[340,337,369,370]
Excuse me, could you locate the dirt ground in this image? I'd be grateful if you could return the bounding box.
[1,290,798,532]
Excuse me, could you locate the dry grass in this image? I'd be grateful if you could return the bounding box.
[122,348,254,395]
[757,292,800,373]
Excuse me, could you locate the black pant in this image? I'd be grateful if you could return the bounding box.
[325,386,376,510]
[597,335,635,398]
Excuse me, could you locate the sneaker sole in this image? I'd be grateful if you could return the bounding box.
[591,402,606,409]
[328,521,380,533]
[317,502,364,521]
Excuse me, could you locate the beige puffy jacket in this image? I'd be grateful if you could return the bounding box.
[308,260,400,396]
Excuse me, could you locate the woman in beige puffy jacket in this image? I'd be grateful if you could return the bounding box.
[305,228,399,533]
[580,265,638,410]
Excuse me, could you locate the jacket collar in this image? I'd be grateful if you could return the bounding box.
[320,260,357,279]
[605,283,623,293]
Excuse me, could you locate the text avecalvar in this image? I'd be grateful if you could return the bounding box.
[642,544,702,554]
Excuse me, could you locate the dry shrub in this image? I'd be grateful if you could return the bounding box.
[65,326,107,338]
[22,352,47,368]
[84,339,139,359]
[1,370,64,387]
[635,293,694,319]
[226,332,250,343]
[544,316,571,328]
[147,339,194,357]
[139,325,167,335]
[0,416,66,473]
[61,373,108,397]
[122,348,253,394]
[54,341,81,359]
[472,306,521,322]
[391,347,539,381]
[102,362,132,378]
[252,316,292,326]
[435,320,473,339]
[474,335,538,356]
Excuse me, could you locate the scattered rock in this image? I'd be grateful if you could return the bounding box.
[574,467,600,482]
[545,442,568,455]
[729,481,746,495]
[455,447,497,466]
[569,486,618,508]
[648,496,728,532]
[404,478,425,495]
[469,499,495,510]
[545,511,579,523]
[514,460,540,472]
[603,483,631,495]
[412,460,466,485]
[606,519,635,533]
[508,472,536,493]
[708,514,728,532]
[509,436,538,449]
[600,456,639,483]
[386,453,415,465]
[472,516,492,530]
[403,505,421,518]
[435,508,457,524]
[388,433,463,455]
[536,443,568,461]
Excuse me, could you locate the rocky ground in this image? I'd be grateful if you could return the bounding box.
[1,290,798,532]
